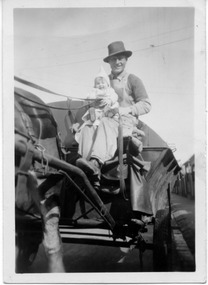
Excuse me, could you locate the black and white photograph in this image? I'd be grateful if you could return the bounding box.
[2,0,206,283]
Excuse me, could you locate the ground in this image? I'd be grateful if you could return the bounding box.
[16,192,195,273]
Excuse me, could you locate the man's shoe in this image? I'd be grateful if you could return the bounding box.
[92,179,100,191]
[76,158,98,175]
[141,215,155,225]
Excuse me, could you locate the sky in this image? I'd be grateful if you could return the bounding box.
[13,6,197,164]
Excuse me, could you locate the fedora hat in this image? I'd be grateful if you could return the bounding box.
[103,41,132,63]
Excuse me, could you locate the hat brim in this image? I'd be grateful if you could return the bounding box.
[103,50,132,63]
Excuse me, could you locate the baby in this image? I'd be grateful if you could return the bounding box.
[82,66,119,125]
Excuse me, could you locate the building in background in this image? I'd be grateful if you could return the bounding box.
[173,154,195,199]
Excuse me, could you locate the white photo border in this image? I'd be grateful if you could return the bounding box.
[2,0,206,283]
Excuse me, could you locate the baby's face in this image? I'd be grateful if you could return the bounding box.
[94,77,108,90]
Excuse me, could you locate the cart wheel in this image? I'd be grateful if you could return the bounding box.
[153,208,172,271]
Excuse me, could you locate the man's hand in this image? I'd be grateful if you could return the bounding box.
[119,106,132,116]
[72,123,80,133]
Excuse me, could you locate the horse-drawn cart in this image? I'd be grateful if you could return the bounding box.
[14,82,180,273]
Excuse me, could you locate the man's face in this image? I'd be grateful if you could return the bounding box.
[108,54,127,76]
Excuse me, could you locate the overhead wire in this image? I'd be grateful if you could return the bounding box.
[17,35,193,71]
[17,25,193,63]
[15,34,193,101]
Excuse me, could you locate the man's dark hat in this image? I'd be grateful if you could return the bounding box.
[103,41,132,63]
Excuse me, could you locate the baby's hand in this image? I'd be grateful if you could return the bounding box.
[95,92,106,104]
[103,97,112,105]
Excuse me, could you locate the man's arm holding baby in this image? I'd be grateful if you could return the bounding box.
[119,74,151,117]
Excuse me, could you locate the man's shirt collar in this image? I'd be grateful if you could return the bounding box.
[110,70,127,81]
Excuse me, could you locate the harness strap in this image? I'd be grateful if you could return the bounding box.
[34,144,51,176]
[15,128,31,140]
[16,141,36,211]
[15,101,36,143]
[15,76,97,102]
[17,141,34,176]
[15,76,69,99]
